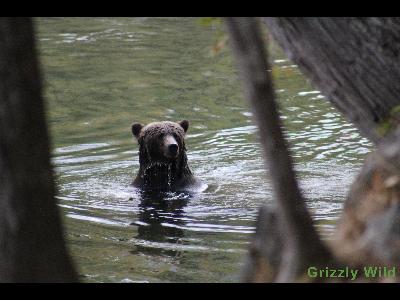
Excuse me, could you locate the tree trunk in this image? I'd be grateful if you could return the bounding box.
[263,17,400,144]
[262,17,400,281]
[333,128,400,269]
[0,18,77,282]
[225,17,335,282]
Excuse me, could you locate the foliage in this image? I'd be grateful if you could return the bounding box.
[377,105,400,136]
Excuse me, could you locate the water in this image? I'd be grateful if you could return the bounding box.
[36,17,372,282]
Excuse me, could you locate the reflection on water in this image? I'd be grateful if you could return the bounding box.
[131,191,190,257]
[36,17,372,282]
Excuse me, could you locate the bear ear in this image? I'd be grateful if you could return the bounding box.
[131,123,143,139]
[179,120,189,133]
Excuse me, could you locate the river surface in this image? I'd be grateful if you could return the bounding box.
[36,17,372,283]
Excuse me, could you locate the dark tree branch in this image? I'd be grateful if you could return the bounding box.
[262,17,400,280]
[0,17,77,282]
[225,17,335,282]
[263,17,400,144]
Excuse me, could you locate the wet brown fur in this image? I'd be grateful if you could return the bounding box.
[132,121,199,191]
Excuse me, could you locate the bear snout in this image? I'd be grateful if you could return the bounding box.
[163,135,179,158]
[168,144,178,155]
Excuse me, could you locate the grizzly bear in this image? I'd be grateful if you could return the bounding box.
[131,120,205,192]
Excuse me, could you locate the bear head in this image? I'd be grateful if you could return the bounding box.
[131,120,189,166]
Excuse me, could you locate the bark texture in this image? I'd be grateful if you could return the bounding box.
[0,18,77,282]
[333,128,400,270]
[263,17,400,144]
[262,17,400,281]
[241,205,283,282]
[225,17,335,282]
